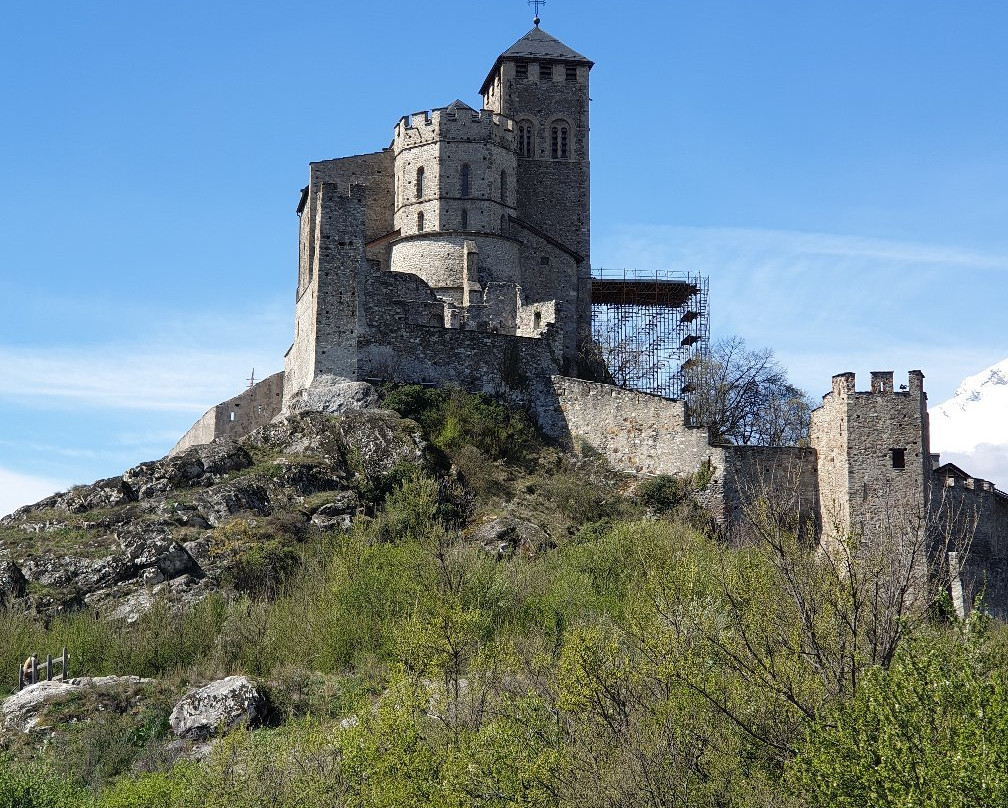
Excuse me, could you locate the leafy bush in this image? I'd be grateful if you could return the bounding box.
[382,385,540,463]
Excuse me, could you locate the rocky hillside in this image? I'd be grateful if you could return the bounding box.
[0,407,431,621]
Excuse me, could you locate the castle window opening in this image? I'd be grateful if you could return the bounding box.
[539,62,551,81]
[566,65,577,82]
[516,63,528,80]
[891,448,906,469]
[230,411,235,422]
[460,163,470,197]
[461,208,468,230]
[534,310,542,329]
[518,122,533,158]
[560,127,569,159]
[417,211,424,232]
[416,166,424,198]
[500,170,507,203]
[551,127,558,159]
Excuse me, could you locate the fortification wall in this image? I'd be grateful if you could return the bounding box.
[722,446,820,537]
[309,151,395,267]
[544,377,725,481]
[933,472,1008,617]
[170,372,284,456]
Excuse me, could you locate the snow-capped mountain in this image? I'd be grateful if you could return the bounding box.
[930,358,1008,488]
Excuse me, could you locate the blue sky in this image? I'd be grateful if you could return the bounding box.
[2,0,1007,514]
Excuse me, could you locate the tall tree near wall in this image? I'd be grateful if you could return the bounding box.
[684,336,814,446]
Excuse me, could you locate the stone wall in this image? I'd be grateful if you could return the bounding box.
[933,468,1008,618]
[544,376,725,479]
[170,371,284,456]
[722,446,820,536]
[811,371,930,545]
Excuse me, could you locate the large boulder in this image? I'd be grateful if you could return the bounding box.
[124,438,253,499]
[284,375,378,417]
[169,675,267,740]
[0,557,26,606]
[467,516,551,556]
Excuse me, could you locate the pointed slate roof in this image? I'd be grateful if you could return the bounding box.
[480,27,593,94]
[444,99,476,113]
[501,27,592,63]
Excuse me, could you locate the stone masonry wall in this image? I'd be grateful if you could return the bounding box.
[544,376,726,483]
[170,371,284,456]
[722,446,820,537]
[933,471,1008,618]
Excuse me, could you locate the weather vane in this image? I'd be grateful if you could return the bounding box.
[529,0,545,26]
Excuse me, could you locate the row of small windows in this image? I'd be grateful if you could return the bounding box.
[412,165,509,202]
[415,210,509,234]
[514,62,578,82]
[518,121,571,160]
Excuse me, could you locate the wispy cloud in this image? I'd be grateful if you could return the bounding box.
[0,467,68,519]
[0,302,289,413]
[595,225,1008,401]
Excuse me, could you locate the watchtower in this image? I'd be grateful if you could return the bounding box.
[810,370,932,545]
[480,25,594,346]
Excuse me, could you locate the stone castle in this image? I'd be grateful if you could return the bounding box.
[172,25,1007,615]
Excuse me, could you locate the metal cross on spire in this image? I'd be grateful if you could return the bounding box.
[528,0,545,26]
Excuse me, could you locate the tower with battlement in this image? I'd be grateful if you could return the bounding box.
[810,370,931,545]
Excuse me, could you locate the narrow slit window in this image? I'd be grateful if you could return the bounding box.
[461,208,468,230]
[551,127,558,159]
[460,163,470,197]
[891,448,906,469]
[417,211,424,232]
[416,166,424,198]
[500,214,508,233]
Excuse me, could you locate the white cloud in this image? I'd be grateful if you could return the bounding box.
[594,225,1008,402]
[936,446,1008,491]
[0,467,68,519]
[0,303,288,414]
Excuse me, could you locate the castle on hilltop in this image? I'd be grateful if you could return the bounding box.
[171,24,1008,617]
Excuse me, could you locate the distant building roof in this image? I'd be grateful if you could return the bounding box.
[480,27,593,95]
[444,99,476,113]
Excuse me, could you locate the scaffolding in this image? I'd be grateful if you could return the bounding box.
[591,268,709,399]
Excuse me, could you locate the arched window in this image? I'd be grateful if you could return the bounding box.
[551,124,570,159]
[460,163,470,197]
[500,170,507,204]
[550,127,558,159]
[461,208,468,230]
[518,121,533,158]
[417,211,424,232]
[560,126,569,159]
[416,166,424,198]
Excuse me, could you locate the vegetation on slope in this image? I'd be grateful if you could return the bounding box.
[1,386,1007,807]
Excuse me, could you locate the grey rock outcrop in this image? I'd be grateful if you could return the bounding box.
[468,516,551,556]
[169,676,267,740]
[283,375,378,417]
[1,676,150,734]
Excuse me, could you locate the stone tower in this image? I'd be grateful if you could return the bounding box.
[480,26,594,346]
[810,370,932,545]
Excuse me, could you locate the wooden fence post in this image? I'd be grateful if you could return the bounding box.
[45,654,52,682]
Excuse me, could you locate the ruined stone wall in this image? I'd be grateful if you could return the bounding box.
[722,446,820,537]
[933,472,1008,618]
[170,371,284,456]
[544,377,725,482]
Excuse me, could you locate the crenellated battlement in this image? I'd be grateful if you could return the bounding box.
[394,107,516,152]
[826,369,926,399]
